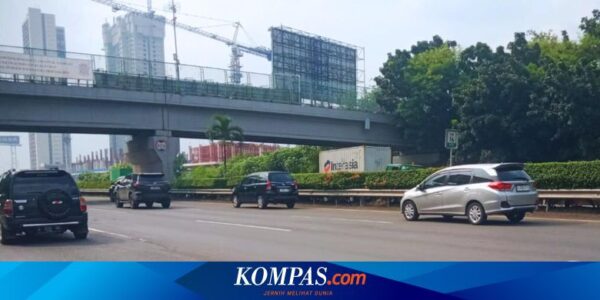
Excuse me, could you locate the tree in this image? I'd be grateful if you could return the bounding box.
[453,37,537,162]
[206,114,244,174]
[375,36,459,158]
[377,10,600,164]
[454,26,600,163]
[349,88,381,112]
[173,153,187,178]
[580,9,600,38]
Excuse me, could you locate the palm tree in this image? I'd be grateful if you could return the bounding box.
[206,114,244,174]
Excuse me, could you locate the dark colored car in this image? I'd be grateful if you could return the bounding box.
[0,169,88,244]
[108,176,125,202]
[114,173,171,209]
[232,171,299,209]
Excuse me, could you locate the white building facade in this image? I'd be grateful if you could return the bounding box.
[23,8,72,170]
[102,12,167,159]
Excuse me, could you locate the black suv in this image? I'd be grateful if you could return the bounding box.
[232,171,298,209]
[114,173,171,209]
[0,169,88,244]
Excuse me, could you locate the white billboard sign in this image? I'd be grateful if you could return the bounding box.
[0,51,93,80]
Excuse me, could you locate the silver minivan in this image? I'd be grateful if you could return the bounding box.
[401,163,538,225]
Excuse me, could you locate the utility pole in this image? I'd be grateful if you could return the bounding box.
[170,0,180,81]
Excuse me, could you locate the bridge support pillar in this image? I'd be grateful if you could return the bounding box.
[126,131,179,182]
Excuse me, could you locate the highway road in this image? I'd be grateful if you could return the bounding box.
[1,198,600,261]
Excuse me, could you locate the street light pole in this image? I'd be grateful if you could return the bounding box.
[170,0,180,81]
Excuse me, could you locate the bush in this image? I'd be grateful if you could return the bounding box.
[524,160,600,189]
[78,160,600,190]
[77,172,111,189]
[294,173,327,189]
[364,168,441,189]
[173,177,229,189]
[217,146,320,178]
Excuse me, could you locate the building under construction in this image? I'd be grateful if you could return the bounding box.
[270,26,364,108]
[91,1,364,109]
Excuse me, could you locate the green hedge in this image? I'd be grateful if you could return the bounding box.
[364,168,441,189]
[77,160,600,190]
[524,161,600,189]
[77,172,111,189]
[172,177,243,189]
[174,161,600,190]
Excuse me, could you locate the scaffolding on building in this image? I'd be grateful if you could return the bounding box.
[270,26,365,109]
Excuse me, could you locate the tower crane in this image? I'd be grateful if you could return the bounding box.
[91,0,272,84]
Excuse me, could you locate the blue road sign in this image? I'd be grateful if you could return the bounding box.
[0,136,20,146]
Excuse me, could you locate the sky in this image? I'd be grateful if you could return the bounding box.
[0,0,598,170]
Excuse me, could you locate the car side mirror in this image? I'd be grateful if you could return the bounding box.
[418,184,426,191]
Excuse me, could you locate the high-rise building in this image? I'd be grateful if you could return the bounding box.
[22,8,72,170]
[102,12,167,159]
[102,12,166,76]
[109,135,129,163]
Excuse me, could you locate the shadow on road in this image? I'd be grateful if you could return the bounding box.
[4,232,117,248]
[415,216,566,227]
[237,205,305,210]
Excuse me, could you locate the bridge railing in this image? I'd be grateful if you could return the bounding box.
[0,44,381,112]
[0,45,301,104]
[80,188,600,211]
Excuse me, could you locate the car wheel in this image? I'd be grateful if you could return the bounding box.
[145,202,153,208]
[1,226,15,245]
[257,196,267,209]
[467,202,487,225]
[129,194,139,209]
[506,212,526,224]
[286,201,295,209]
[402,201,419,221]
[232,195,241,208]
[109,192,115,202]
[442,215,454,221]
[115,198,123,208]
[73,231,88,240]
[161,200,171,209]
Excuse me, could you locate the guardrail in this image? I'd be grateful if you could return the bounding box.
[81,188,600,201]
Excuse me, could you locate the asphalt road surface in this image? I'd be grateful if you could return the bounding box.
[2,198,600,261]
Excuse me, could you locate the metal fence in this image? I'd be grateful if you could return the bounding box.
[81,188,600,210]
[0,44,301,104]
[0,45,379,111]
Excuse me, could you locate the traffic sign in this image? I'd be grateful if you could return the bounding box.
[155,140,167,151]
[0,136,20,146]
[445,129,458,150]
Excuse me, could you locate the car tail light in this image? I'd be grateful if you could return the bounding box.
[293,181,299,190]
[266,180,272,191]
[3,199,13,216]
[80,197,87,213]
[488,181,513,191]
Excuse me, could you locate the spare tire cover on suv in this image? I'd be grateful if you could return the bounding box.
[38,189,72,219]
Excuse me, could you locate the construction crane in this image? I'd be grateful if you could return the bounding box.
[91,0,272,84]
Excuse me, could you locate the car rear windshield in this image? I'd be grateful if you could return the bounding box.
[497,170,531,181]
[138,174,165,183]
[269,173,293,182]
[12,172,77,193]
